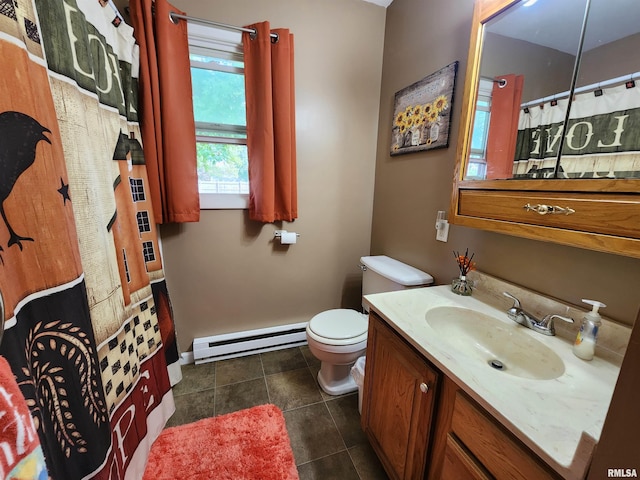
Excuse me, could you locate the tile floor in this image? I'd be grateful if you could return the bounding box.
[169,346,389,480]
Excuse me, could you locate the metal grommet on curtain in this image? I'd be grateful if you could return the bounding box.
[249,29,258,40]
[497,78,507,88]
[168,11,179,24]
[271,32,279,44]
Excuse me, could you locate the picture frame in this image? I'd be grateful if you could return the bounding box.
[390,61,458,156]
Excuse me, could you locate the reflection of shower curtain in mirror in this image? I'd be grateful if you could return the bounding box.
[514,81,640,179]
[0,0,178,478]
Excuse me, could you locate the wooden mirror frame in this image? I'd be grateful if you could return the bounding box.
[450,0,640,259]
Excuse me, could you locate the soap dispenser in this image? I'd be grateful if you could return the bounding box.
[573,299,606,361]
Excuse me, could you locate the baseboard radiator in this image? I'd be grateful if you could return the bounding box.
[193,322,308,364]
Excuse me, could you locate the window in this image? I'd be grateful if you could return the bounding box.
[188,24,248,209]
[467,78,494,179]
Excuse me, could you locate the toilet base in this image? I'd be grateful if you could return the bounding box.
[317,362,358,396]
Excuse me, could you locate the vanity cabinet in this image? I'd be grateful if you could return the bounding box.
[361,312,439,480]
[451,0,640,258]
[446,391,560,480]
[363,310,562,480]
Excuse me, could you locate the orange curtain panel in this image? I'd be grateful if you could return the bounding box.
[129,0,200,223]
[243,22,298,223]
[485,74,524,179]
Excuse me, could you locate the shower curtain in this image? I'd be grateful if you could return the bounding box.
[0,0,178,478]
[514,81,640,179]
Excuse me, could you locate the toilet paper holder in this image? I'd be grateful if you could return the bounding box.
[274,230,300,240]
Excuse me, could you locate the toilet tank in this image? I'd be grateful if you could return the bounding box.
[360,255,433,298]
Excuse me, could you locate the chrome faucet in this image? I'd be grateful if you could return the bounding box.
[503,292,574,336]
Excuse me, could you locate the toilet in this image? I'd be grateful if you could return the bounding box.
[306,255,433,395]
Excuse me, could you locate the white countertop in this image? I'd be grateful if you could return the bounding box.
[364,285,621,480]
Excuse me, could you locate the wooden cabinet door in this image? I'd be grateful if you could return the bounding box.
[451,392,560,480]
[362,312,439,480]
[441,434,492,480]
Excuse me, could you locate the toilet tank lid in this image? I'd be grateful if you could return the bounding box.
[360,255,434,286]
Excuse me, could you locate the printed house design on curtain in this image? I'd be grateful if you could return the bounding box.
[111,132,177,358]
[111,133,163,298]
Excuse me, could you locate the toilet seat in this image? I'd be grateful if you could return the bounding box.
[307,309,368,346]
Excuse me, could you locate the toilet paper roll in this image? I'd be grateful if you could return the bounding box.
[280,231,297,244]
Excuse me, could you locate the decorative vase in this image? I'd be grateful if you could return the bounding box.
[411,127,421,146]
[420,124,430,144]
[430,121,440,142]
[451,275,473,296]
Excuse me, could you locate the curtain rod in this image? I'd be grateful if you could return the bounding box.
[521,71,640,109]
[169,12,279,40]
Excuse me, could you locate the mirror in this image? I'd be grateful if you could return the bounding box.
[465,0,640,181]
[559,0,640,180]
[466,0,588,180]
[452,0,640,259]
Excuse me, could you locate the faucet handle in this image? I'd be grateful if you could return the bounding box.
[540,314,574,335]
[541,314,574,326]
[503,292,524,322]
[503,291,521,309]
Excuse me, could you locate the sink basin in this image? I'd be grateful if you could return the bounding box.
[425,306,565,380]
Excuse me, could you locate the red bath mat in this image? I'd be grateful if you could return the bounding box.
[143,404,299,480]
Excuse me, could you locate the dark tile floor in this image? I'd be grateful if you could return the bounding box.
[169,346,389,480]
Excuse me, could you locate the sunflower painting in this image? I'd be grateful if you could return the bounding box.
[390,62,458,155]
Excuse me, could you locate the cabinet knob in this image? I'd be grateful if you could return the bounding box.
[419,382,429,394]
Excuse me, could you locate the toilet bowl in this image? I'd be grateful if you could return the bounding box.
[306,255,434,396]
[306,309,368,395]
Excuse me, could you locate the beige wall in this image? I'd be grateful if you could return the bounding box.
[481,33,576,103]
[370,0,640,326]
[578,32,640,86]
[161,0,386,352]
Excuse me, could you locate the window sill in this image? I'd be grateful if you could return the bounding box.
[199,193,249,210]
